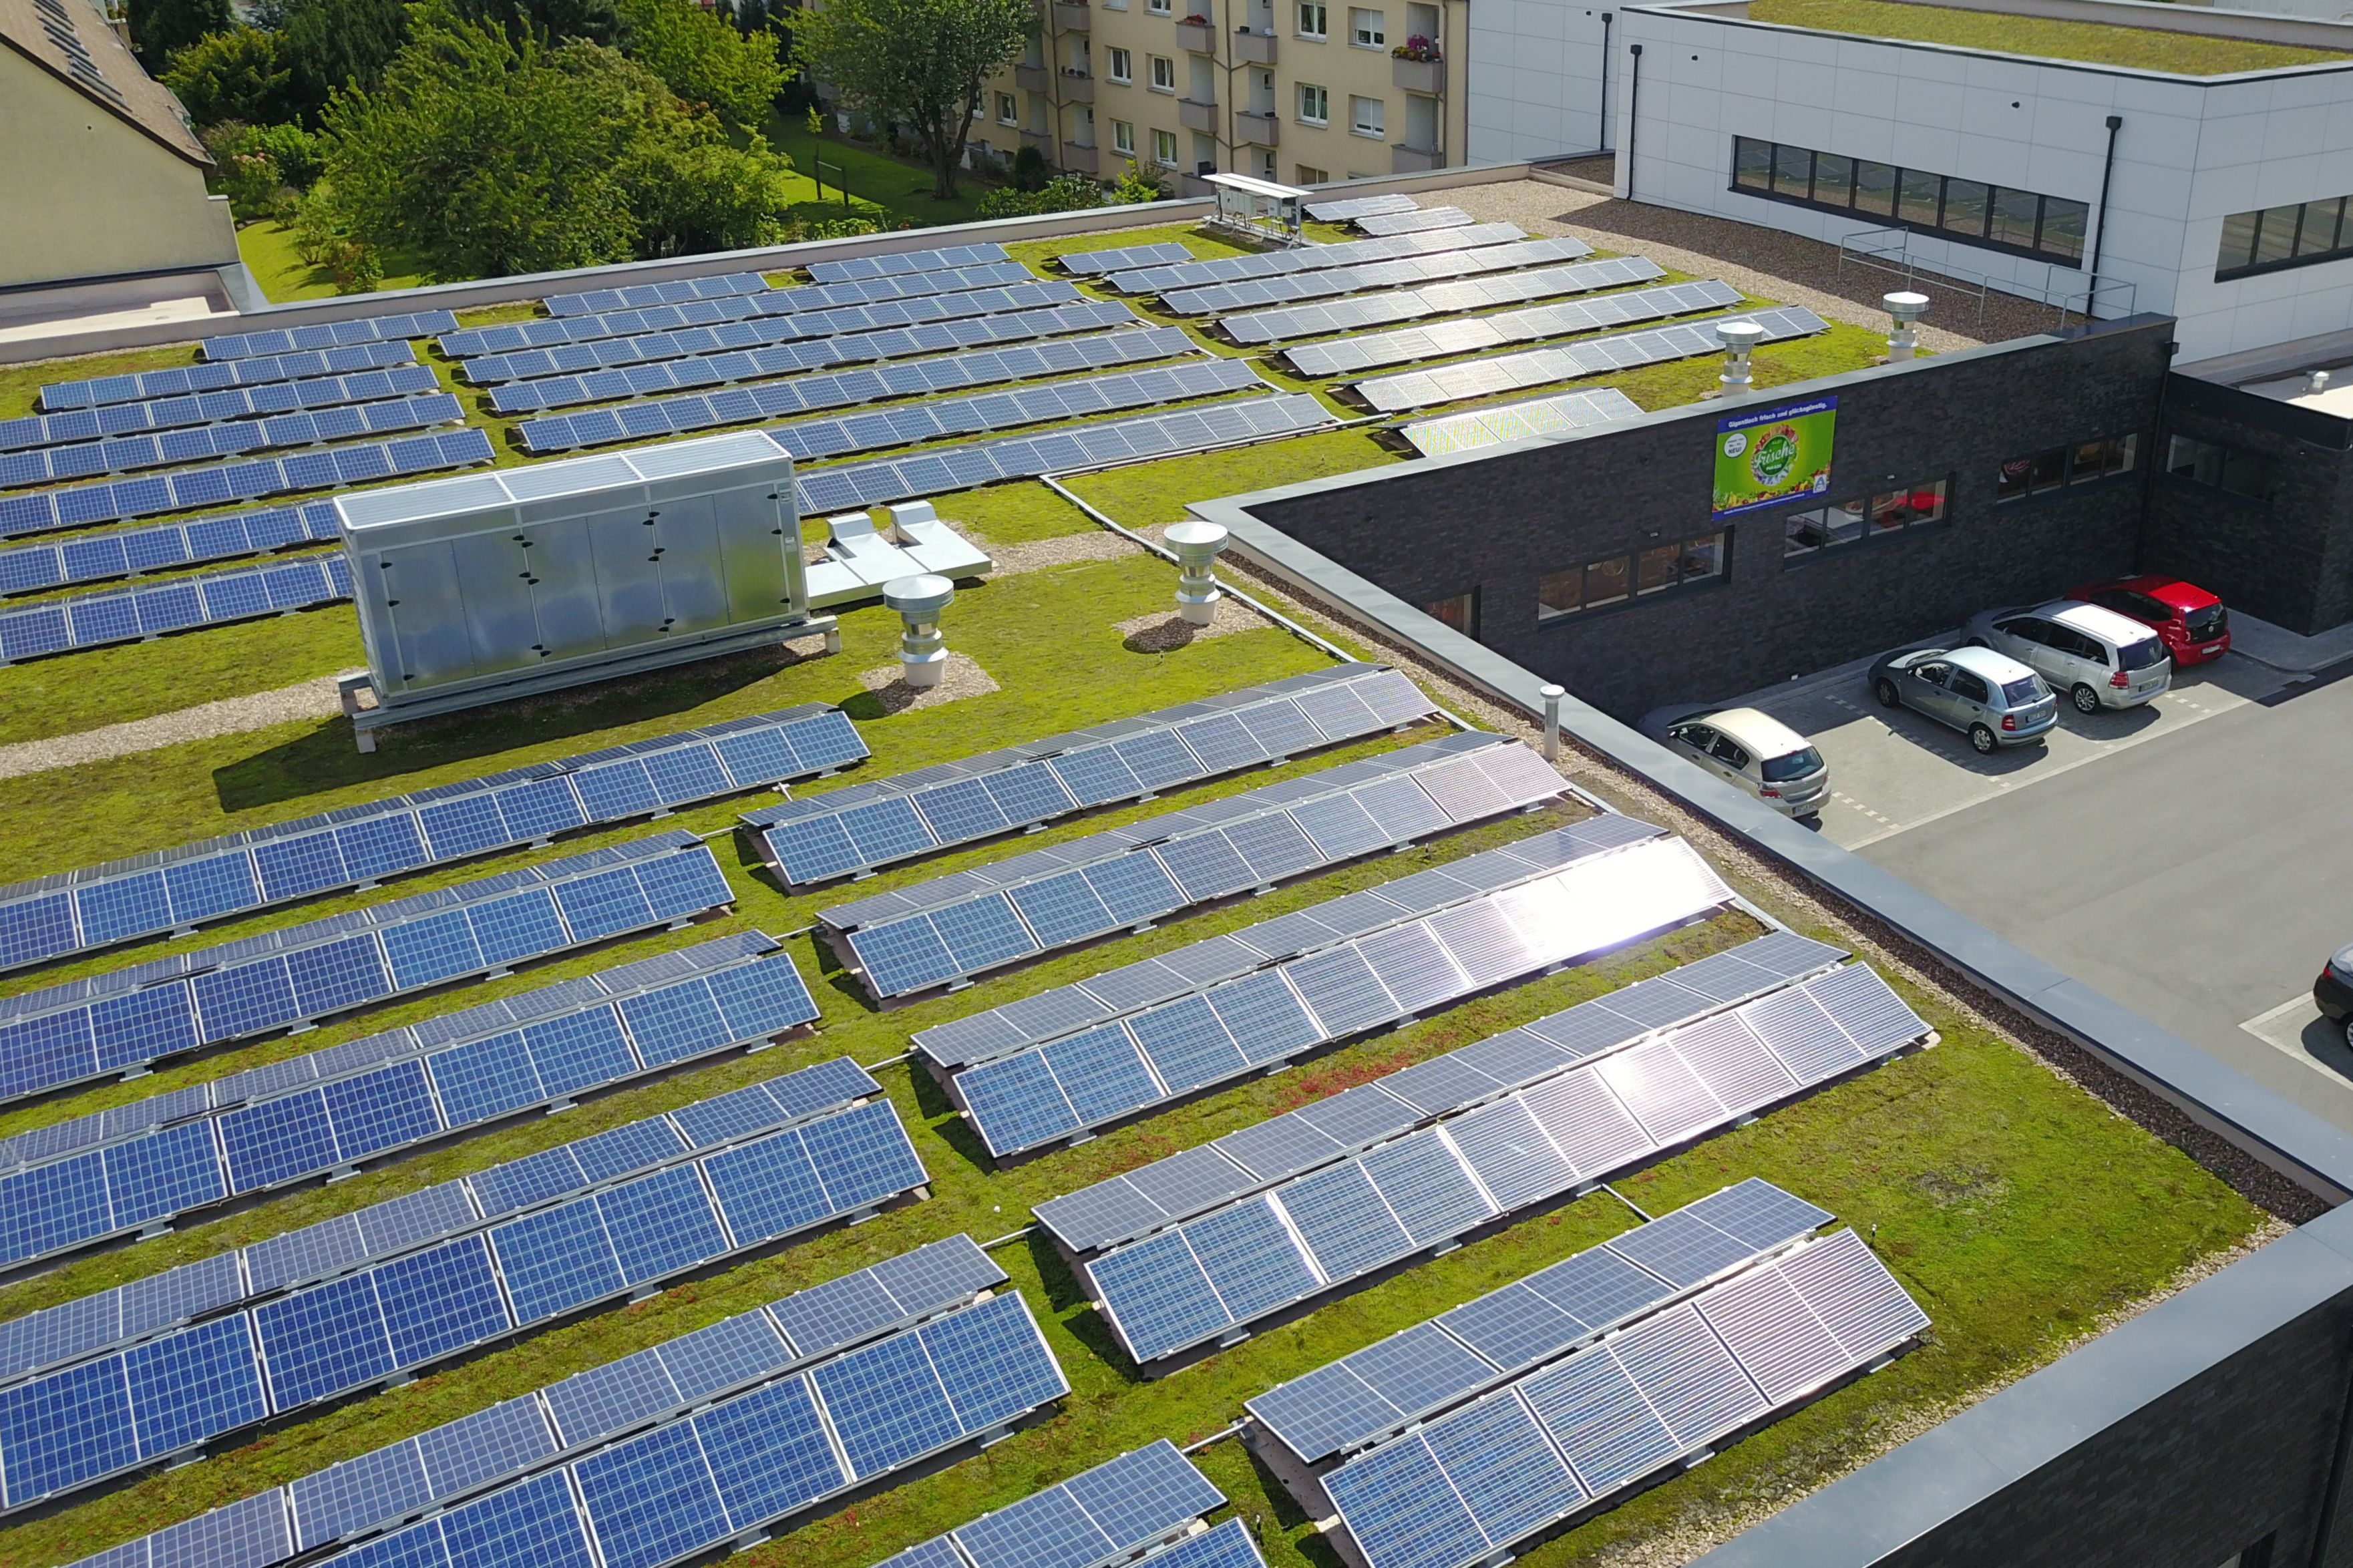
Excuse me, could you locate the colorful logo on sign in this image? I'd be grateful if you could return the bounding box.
[1712,396,1837,518]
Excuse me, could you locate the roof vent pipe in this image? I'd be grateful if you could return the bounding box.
[1885,291,1930,361]
[884,574,955,689]
[1716,319,1765,395]
[2310,369,2334,395]
[1166,520,1229,626]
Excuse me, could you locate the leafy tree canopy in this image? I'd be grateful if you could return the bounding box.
[128,0,228,68]
[795,0,1030,198]
[162,26,297,126]
[613,0,785,132]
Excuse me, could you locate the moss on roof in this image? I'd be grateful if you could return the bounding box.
[1747,0,2352,74]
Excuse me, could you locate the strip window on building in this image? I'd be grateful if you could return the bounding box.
[2161,433,2274,502]
[1995,434,2137,504]
[1539,530,1728,620]
[1783,479,1947,560]
[1425,589,1477,636]
[1731,137,2088,267]
[2215,196,2353,280]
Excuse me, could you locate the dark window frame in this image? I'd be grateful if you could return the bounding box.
[1779,475,1952,565]
[1536,528,1733,624]
[1729,135,2087,268]
[2159,431,2276,505]
[1423,587,1480,638]
[1993,434,2139,508]
[2215,195,2353,280]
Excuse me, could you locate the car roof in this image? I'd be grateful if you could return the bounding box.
[1687,707,1812,756]
[2039,599,2163,645]
[2074,576,2219,612]
[1945,644,2042,684]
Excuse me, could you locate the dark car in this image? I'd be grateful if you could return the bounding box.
[2318,944,2353,1048]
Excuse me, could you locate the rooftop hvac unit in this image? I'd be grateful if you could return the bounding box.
[335,431,833,745]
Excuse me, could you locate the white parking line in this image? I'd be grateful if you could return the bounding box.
[2240,993,2342,1083]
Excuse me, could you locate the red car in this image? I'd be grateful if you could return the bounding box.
[2065,576,2231,666]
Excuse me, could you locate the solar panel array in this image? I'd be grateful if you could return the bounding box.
[297,1290,1062,1568]
[1399,389,1646,458]
[1056,241,1195,276]
[0,705,861,973]
[791,393,1334,516]
[1032,932,1845,1255]
[833,735,1566,1000]
[1246,1179,1833,1464]
[540,272,771,318]
[0,831,736,1106]
[3,365,444,452]
[1161,236,1596,317]
[200,312,459,362]
[0,1049,880,1384]
[809,242,1011,282]
[1326,1228,1928,1568]
[1082,962,1926,1362]
[67,1237,1005,1568]
[874,1440,1223,1568]
[745,666,1434,887]
[474,280,1091,401]
[1109,224,1527,297]
[515,321,1209,454]
[38,343,417,412]
[1355,206,1477,236]
[1282,282,1748,379]
[441,263,1040,359]
[1344,307,1834,413]
[0,1069,928,1509]
[0,553,353,666]
[0,426,496,536]
[0,500,339,598]
[0,393,464,487]
[1304,193,1420,222]
[1217,255,1664,347]
[0,939,822,1269]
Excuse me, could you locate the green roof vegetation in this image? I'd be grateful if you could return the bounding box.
[1748,0,2352,73]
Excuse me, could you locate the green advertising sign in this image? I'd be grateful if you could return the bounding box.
[1712,395,1837,517]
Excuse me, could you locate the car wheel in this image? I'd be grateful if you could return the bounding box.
[1968,723,1996,754]
[2069,683,2101,715]
[1873,677,1899,708]
[2344,1014,2353,1053]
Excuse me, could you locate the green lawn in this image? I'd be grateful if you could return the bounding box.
[235,219,428,302]
[767,114,1001,230]
[1749,0,2350,71]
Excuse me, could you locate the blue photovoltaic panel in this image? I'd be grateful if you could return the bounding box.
[200,313,459,362]
[1159,235,1594,318]
[35,343,418,412]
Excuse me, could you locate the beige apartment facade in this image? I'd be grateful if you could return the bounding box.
[974,0,1469,192]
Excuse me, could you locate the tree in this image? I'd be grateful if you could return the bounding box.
[128,0,229,68]
[275,0,411,119]
[794,0,1028,200]
[451,0,620,45]
[613,0,785,131]
[162,27,296,126]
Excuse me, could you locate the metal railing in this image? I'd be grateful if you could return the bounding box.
[1835,224,2135,332]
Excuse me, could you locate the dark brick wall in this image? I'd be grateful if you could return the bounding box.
[1254,321,2174,719]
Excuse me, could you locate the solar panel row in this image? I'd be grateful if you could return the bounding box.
[37,342,416,413]
[1344,307,1834,413]
[0,393,464,487]
[0,1086,929,1509]
[1031,930,1846,1255]
[514,318,1198,453]
[953,826,1733,1163]
[1304,192,1420,222]
[872,1440,1224,1568]
[837,736,1567,1000]
[1327,1228,1928,1568]
[808,241,1010,283]
[0,426,496,536]
[67,1236,1005,1568]
[0,552,351,668]
[1281,280,1748,379]
[471,280,1089,397]
[0,707,860,974]
[441,262,1040,359]
[1247,1179,1833,1464]
[790,392,1336,516]
[1354,206,1477,236]
[1055,240,1194,276]
[0,500,339,598]
[201,311,459,363]
[0,831,737,1107]
[1216,254,1664,346]
[3,365,444,453]
[1399,389,1645,458]
[1082,962,1926,1364]
[1161,236,1594,319]
[1110,224,1529,295]
[0,1042,875,1383]
[296,1290,1061,1568]
[540,271,770,318]
[0,946,822,1269]
[747,665,1435,889]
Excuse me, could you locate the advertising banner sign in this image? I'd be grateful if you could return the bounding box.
[1713,395,1837,517]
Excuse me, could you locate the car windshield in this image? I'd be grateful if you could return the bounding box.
[2001,676,2046,704]
[2117,636,2169,671]
[2186,604,2227,640]
[1760,747,1823,781]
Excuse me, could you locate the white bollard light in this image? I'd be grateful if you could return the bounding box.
[1884,291,1930,361]
[883,574,955,689]
[1165,520,1229,626]
[1540,684,1565,762]
[1716,320,1765,394]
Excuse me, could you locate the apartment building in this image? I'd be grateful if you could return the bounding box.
[972,0,1468,190]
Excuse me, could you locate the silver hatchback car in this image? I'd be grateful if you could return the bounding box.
[1868,644,2058,753]
[1962,599,2171,714]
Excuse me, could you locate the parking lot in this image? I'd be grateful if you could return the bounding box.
[1708,643,2353,1129]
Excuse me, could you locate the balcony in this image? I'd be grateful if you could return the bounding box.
[1053,1,1091,26]
[1392,54,1443,92]
[1178,95,1218,132]
[1232,27,1276,62]
[1391,142,1443,172]
[1015,62,1052,91]
[1234,109,1278,145]
[1057,69,1096,102]
[1174,17,1216,49]
[1021,127,1055,152]
[1060,142,1100,174]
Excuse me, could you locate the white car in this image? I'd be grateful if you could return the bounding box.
[1962,599,2171,714]
[1642,706,1829,818]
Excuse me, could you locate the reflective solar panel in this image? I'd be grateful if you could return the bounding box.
[199,313,458,363]
[38,343,417,413]
[1161,236,1594,317]
[1400,387,1646,457]
[1112,224,1528,295]
[1286,280,1745,379]
[1221,256,1663,347]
